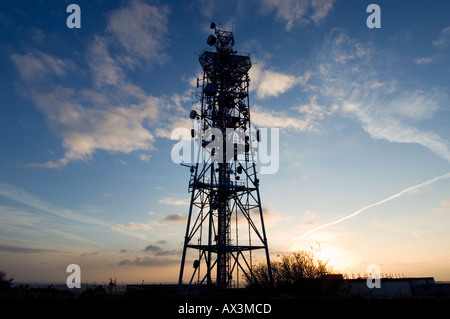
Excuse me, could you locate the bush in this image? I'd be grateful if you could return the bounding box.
[247,249,334,291]
[0,271,14,291]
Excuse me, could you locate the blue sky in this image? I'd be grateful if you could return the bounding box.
[1,0,449,284]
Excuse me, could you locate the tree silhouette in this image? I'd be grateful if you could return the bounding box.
[247,249,333,289]
[0,270,14,291]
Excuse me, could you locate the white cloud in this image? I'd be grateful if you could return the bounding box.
[250,63,311,99]
[339,83,450,163]
[87,36,124,86]
[256,70,300,98]
[139,154,151,162]
[112,222,151,230]
[111,225,152,241]
[388,90,440,120]
[431,199,450,212]
[106,0,170,67]
[433,26,450,48]
[261,206,280,227]
[262,0,335,30]
[87,1,170,86]
[0,205,44,228]
[368,80,385,89]
[158,197,189,206]
[0,182,109,227]
[10,2,177,168]
[310,0,334,25]
[251,95,335,132]
[296,95,337,121]
[10,51,74,82]
[155,116,192,139]
[310,30,450,163]
[251,105,313,131]
[25,86,160,167]
[413,57,434,65]
[195,0,217,18]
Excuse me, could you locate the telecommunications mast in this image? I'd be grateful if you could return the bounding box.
[177,22,273,293]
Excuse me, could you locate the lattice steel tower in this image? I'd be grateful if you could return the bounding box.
[177,23,273,293]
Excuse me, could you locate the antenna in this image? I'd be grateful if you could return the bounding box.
[177,22,273,293]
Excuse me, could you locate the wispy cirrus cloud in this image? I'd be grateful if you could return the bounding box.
[307,29,450,163]
[0,243,59,254]
[11,0,173,169]
[251,95,337,132]
[0,182,109,227]
[111,221,154,241]
[106,0,170,68]
[262,0,335,30]
[0,200,104,246]
[112,222,152,231]
[25,85,161,168]
[431,199,450,212]
[158,197,189,206]
[413,57,434,65]
[87,36,124,87]
[433,26,450,48]
[10,50,75,82]
[251,106,313,131]
[289,29,450,239]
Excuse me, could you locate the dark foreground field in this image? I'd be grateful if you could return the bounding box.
[1,283,449,317]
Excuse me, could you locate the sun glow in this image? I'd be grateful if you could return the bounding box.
[289,241,335,267]
[288,239,361,275]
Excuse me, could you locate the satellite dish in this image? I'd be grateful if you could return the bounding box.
[204,83,218,96]
[206,34,216,46]
[210,22,216,29]
[190,110,197,119]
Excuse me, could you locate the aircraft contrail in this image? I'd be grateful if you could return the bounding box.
[293,171,450,240]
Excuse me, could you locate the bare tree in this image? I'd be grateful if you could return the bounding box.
[247,249,333,289]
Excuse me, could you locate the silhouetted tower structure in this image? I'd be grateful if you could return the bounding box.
[178,23,273,293]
